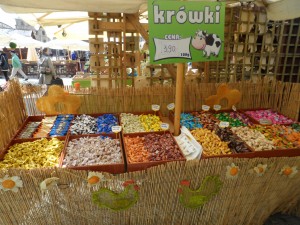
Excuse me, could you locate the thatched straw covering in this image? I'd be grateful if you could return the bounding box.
[0,157,299,225]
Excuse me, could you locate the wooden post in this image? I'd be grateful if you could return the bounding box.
[19,48,23,60]
[204,62,210,82]
[174,63,185,136]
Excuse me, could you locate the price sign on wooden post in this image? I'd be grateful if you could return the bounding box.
[111,126,122,139]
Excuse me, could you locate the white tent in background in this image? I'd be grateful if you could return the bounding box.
[44,39,89,51]
[10,33,44,48]
[0,30,12,47]
[26,46,39,62]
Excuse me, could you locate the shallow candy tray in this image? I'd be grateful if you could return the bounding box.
[228,125,300,158]
[13,115,73,140]
[69,113,120,135]
[241,108,295,126]
[59,133,126,174]
[120,111,164,134]
[13,115,46,140]
[0,136,67,167]
[251,147,300,158]
[198,130,256,159]
[122,131,186,172]
[169,109,253,124]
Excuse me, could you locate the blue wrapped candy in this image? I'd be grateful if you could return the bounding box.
[180,113,202,130]
[97,114,119,133]
[50,114,73,136]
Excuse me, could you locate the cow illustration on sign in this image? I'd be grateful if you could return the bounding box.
[192,30,221,58]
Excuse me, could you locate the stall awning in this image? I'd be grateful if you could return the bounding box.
[0,0,147,14]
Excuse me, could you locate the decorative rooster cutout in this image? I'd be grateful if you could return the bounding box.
[178,176,222,209]
[205,84,242,109]
[92,180,139,211]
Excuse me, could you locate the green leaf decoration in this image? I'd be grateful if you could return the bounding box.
[92,181,139,211]
[178,176,222,209]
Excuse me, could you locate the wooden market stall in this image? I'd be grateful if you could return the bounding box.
[1,79,300,225]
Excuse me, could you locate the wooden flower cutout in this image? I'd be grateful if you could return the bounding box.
[226,163,239,179]
[0,175,23,192]
[279,166,298,178]
[87,172,106,187]
[253,164,267,177]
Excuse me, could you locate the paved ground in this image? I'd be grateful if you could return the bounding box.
[0,76,73,86]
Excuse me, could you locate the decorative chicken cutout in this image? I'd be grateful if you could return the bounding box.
[178,176,222,209]
[205,84,242,109]
[92,180,139,211]
[36,85,81,115]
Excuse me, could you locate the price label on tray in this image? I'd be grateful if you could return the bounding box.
[232,105,237,111]
[167,103,175,111]
[202,105,210,111]
[213,105,221,111]
[160,123,169,130]
[111,126,122,133]
[152,104,160,112]
[259,119,272,125]
[219,121,230,128]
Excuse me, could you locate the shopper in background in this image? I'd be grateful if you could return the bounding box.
[10,50,29,81]
[0,48,10,82]
[71,51,78,61]
[38,48,56,85]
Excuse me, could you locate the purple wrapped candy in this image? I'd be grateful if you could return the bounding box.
[245,109,294,125]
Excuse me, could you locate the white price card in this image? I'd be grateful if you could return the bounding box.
[213,105,221,111]
[232,105,237,111]
[202,105,210,111]
[152,104,160,111]
[259,119,272,125]
[167,103,175,111]
[111,126,122,133]
[154,38,191,61]
[160,123,169,130]
[219,121,230,128]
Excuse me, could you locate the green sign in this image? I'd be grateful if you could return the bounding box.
[148,1,225,64]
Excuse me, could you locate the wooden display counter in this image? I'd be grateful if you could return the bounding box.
[0,80,300,225]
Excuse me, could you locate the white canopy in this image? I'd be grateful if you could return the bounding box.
[0,0,147,14]
[0,29,44,48]
[26,46,39,62]
[0,0,299,43]
[1,0,300,21]
[44,39,89,51]
[10,33,44,48]
[0,30,12,47]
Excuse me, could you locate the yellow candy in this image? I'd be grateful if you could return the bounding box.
[191,128,231,156]
[139,114,162,132]
[0,138,64,169]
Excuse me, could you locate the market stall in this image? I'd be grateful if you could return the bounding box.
[0,79,300,225]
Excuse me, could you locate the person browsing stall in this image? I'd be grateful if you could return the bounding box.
[10,50,29,81]
[38,48,56,85]
[0,48,10,82]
